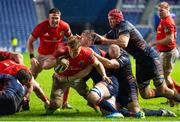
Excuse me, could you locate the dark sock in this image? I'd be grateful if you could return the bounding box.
[118,109,133,117]
[142,108,162,116]
[98,100,118,113]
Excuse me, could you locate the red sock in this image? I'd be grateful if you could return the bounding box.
[63,87,70,105]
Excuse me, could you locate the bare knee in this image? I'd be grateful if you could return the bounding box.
[50,95,63,109]
[87,91,100,105]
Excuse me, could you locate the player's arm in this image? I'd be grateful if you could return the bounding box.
[92,56,112,83]
[31,77,49,104]
[93,52,120,69]
[41,56,57,69]
[151,22,175,46]
[23,81,34,101]
[94,33,129,48]
[151,33,174,46]
[42,55,68,70]
[68,65,93,81]
[0,51,23,64]
[27,34,36,58]
[9,52,24,64]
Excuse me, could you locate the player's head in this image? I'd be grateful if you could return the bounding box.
[81,30,95,47]
[67,36,81,57]
[48,8,61,28]
[16,69,32,85]
[108,44,121,59]
[157,2,170,19]
[108,9,124,28]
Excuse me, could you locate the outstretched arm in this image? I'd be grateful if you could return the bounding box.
[93,52,120,69]
[94,33,130,48]
[92,56,112,83]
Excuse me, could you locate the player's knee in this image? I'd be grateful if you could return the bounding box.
[50,95,63,109]
[87,87,103,105]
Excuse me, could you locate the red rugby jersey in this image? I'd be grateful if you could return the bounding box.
[32,19,71,55]
[53,47,95,77]
[0,59,30,77]
[0,51,11,60]
[156,16,176,52]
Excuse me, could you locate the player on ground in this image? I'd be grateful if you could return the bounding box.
[0,74,25,115]
[42,36,123,118]
[95,44,176,117]
[0,58,49,110]
[27,8,72,109]
[150,2,179,106]
[92,9,180,103]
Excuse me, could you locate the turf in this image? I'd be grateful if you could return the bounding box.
[1,53,180,121]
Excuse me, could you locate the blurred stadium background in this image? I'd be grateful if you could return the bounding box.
[0,0,180,52]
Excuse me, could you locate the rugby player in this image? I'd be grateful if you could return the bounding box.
[0,52,49,110]
[150,2,179,105]
[92,9,180,103]
[42,36,123,117]
[94,44,176,117]
[0,74,25,115]
[27,8,72,109]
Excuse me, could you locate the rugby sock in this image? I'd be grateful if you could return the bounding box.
[118,109,133,117]
[98,99,118,113]
[63,87,70,105]
[142,108,162,116]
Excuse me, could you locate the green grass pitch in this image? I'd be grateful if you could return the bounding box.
[1,53,180,121]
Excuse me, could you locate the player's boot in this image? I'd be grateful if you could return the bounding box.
[44,104,56,115]
[105,112,124,118]
[135,111,145,119]
[62,103,73,109]
[159,108,177,117]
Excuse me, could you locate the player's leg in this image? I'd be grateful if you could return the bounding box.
[138,80,162,99]
[30,55,44,79]
[153,76,180,103]
[87,81,123,118]
[160,49,178,90]
[142,108,176,117]
[45,74,67,114]
[62,87,72,109]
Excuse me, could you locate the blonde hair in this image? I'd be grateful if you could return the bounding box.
[67,36,81,49]
[158,2,170,10]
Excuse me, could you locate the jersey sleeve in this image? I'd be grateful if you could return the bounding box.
[31,22,45,39]
[85,48,95,64]
[0,51,11,61]
[62,22,72,37]
[163,20,175,35]
[118,21,130,36]
[117,55,130,68]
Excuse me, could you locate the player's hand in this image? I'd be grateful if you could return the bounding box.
[149,41,156,47]
[91,33,104,44]
[30,57,39,67]
[60,58,69,67]
[103,76,112,84]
